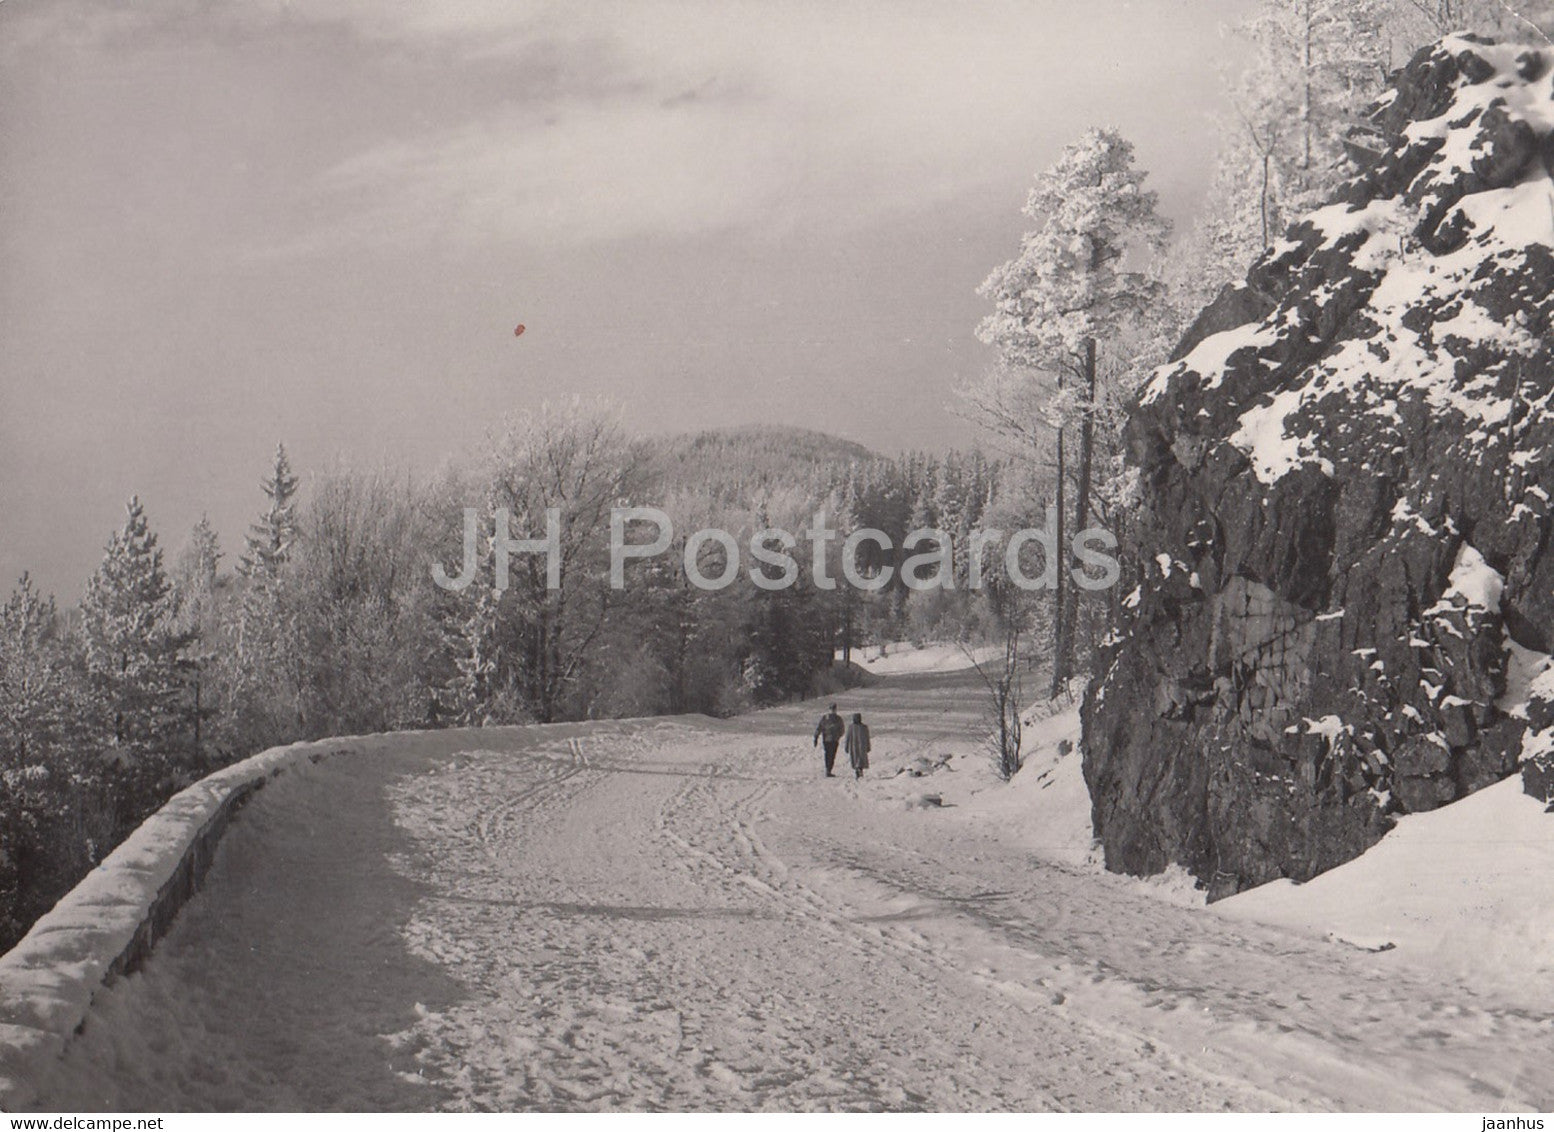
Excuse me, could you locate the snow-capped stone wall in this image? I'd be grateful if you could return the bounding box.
[0,737,348,1107]
[1085,36,1554,899]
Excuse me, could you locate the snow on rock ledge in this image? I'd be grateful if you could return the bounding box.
[1086,36,1554,902]
[0,736,352,1107]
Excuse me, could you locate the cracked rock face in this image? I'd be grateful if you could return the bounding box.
[1083,36,1554,899]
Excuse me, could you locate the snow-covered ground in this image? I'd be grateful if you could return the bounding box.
[21,666,1554,1111]
[945,700,1554,999]
[842,640,999,675]
[1216,777,1554,1007]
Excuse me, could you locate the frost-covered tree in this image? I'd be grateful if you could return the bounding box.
[1390,0,1554,42]
[1174,0,1394,313]
[173,515,225,761]
[287,468,445,736]
[80,497,197,824]
[179,514,222,586]
[81,498,195,748]
[239,443,299,581]
[0,574,99,949]
[483,402,644,723]
[440,531,506,726]
[0,574,70,767]
[173,514,223,628]
[974,126,1169,694]
[229,446,304,743]
[1174,1,1552,320]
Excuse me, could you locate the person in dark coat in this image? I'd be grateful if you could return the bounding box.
[844,712,870,779]
[814,703,846,777]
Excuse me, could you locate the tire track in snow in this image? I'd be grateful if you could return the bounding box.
[469,737,589,858]
[785,832,1553,1112]
[648,738,1286,1111]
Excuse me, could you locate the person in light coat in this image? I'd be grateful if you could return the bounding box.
[844,713,871,780]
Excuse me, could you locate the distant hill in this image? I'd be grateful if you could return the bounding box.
[639,424,876,505]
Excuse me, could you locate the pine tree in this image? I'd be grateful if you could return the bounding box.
[976,127,1169,695]
[834,475,863,664]
[0,574,99,948]
[174,515,223,634]
[178,515,222,589]
[173,516,225,762]
[80,498,197,824]
[0,574,70,767]
[228,446,304,742]
[239,443,299,580]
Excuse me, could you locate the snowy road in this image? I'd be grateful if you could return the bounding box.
[30,669,1554,1111]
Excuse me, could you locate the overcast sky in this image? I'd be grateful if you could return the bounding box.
[1,0,1253,596]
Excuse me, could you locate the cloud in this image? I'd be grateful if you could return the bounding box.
[0,0,153,60]
[295,94,801,249]
[233,0,1246,255]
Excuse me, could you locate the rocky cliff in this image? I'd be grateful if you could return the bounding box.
[1083,36,1554,899]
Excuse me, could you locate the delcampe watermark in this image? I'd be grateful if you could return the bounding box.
[432,507,1119,594]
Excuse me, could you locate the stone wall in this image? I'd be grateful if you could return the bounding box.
[0,736,352,1108]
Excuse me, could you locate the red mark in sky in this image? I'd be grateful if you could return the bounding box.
[514,324,526,337]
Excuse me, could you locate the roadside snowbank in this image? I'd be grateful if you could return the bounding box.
[861,702,1207,908]
[0,735,354,1107]
[961,702,1554,995]
[928,696,1554,998]
[1215,777,1554,1005]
